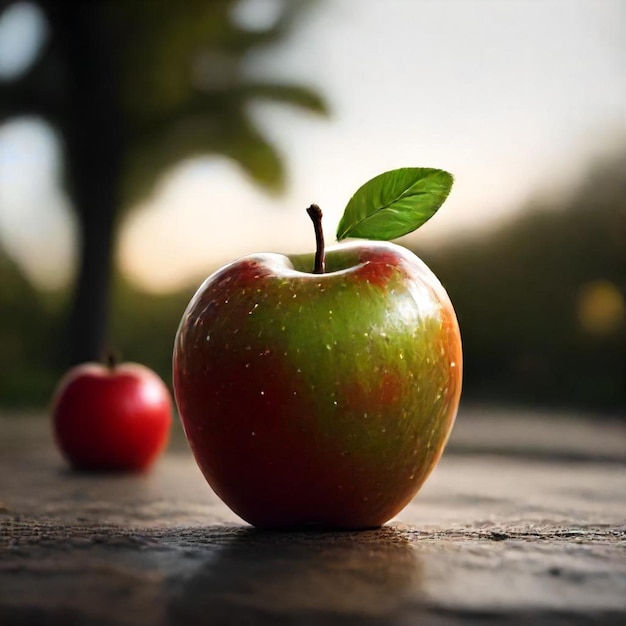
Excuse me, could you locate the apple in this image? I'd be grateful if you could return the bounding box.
[52,359,172,472]
[173,168,461,529]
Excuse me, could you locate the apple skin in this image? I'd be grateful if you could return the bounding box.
[173,240,462,529]
[52,362,172,472]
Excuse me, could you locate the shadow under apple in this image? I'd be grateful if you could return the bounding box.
[165,525,424,625]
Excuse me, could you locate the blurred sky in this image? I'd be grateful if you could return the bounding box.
[0,0,625,292]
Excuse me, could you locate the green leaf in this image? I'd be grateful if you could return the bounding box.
[226,120,285,192]
[239,83,329,116]
[336,168,453,241]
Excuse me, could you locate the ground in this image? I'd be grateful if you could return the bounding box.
[1,408,625,625]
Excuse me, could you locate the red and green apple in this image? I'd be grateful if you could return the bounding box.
[173,168,462,528]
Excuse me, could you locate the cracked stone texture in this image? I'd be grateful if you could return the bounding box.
[1,409,625,625]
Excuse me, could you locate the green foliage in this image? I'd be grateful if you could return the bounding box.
[0,251,64,405]
[111,0,329,203]
[0,0,328,203]
[337,168,453,241]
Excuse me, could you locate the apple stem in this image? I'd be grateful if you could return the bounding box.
[306,204,325,274]
[104,349,119,371]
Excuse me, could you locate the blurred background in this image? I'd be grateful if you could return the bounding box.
[0,0,624,414]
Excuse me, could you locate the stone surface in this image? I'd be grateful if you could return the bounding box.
[1,409,625,625]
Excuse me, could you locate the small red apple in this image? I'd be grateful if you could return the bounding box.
[52,359,172,472]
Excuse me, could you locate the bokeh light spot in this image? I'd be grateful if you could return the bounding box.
[577,280,624,336]
[0,2,46,80]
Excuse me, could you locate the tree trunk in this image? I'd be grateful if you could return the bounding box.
[44,1,125,365]
[66,144,122,365]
